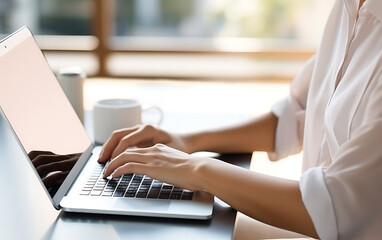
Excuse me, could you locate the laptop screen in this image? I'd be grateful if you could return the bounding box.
[0,28,92,203]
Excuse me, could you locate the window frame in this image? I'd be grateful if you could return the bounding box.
[38,0,315,79]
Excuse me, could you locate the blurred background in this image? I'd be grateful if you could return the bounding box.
[0,0,333,81]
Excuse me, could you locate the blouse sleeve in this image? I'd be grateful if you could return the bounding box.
[300,77,382,239]
[268,56,316,161]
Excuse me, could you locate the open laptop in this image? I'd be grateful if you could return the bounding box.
[0,27,213,219]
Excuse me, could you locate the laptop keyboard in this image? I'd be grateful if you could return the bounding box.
[79,164,194,200]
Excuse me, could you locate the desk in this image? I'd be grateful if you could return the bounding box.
[0,79,295,240]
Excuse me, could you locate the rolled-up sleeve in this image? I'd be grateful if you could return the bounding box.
[300,168,337,239]
[268,56,315,161]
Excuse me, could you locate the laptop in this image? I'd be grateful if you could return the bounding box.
[0,27,213,219]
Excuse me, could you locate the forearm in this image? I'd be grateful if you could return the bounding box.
[182,112,278,154]
[196,159,318,238]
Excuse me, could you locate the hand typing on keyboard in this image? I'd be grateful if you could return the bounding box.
[98,124,190,162]
[97,125,210,191]
[101,143,206,192]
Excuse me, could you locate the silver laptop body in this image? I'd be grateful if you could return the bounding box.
[0,27,213,220]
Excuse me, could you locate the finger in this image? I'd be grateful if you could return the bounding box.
[103,151,153,178]
[111,125,157,159]
[111,133,148,160]
[112,162,149,178]
[98,127,138,163]
[103,151,150,178]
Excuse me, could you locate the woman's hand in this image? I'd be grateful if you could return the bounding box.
[98,124,190,163]
[102,144,206,191]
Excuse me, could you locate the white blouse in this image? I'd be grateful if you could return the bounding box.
[270,0,382,239]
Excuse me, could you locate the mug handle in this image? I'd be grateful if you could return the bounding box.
[142,106,163,127]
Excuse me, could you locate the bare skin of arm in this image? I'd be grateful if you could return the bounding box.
[98,112,277,160]
[197,156,317,237]
[182,112,278,154]
[98,112,318,238]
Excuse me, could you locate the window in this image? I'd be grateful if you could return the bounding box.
[0,0,332,80]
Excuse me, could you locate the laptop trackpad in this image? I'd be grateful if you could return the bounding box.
[115,199,170,211]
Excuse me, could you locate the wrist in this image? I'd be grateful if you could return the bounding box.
[192,156,230,193]
[191,156,215,191]
[181,131,209,153]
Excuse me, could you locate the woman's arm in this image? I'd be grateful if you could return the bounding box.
[182,112,278,153]
[99,110,317,237]
[197,158,318,238]
[180,112,317,236]
[103,144,318,238]
[98,112,277,162]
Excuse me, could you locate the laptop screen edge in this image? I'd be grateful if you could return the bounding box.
[52,144,94,209]
[0,27,94,210]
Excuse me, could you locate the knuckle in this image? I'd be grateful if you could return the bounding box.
[111,128,128,138]
[142,124,155,132]
[120,135,131,145]
[111,129,122,136]
[125,162,136,171]
[154,143,166,149]
[148,143,161,151]
[120,162,135,173]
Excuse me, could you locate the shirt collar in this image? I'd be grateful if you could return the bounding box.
[364,0,382,22]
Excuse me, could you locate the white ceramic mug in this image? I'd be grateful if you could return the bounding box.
[57,66,86,123]
[93,99,162,144]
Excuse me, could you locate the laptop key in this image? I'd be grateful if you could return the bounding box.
[136,191,148,198]
[170,193,182,200]
[147,188,160,198]
[90,190,102,196]
[124,192,136,198]
[83,166,194,201]
[158,189,171,199]
[162,184,173,190]
[101,191,113,197]
[181,191,194,200]
[80,190,91,195]
[113,191,125,197]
